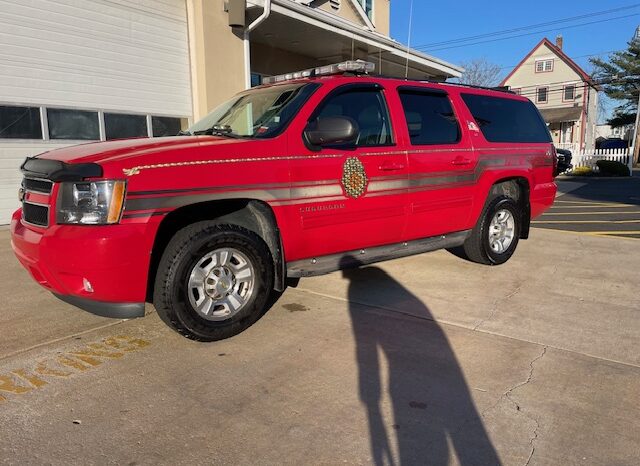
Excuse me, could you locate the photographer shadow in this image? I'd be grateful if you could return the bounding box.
[342,260,501,466]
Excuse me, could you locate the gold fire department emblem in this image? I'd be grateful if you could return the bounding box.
[341,157,368,199]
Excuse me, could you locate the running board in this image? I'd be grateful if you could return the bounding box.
[286,230,471,278]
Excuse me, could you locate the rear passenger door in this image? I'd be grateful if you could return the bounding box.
[398,86,478,240]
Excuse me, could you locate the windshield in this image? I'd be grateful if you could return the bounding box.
[186,83,317,138]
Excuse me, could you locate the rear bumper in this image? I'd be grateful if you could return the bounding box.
[530,181,557,218]
[11,209,158,317]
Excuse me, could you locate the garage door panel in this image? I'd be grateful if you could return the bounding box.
[0,0,191,224]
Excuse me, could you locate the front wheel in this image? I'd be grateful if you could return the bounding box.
[153,222,274,341]
[460,196,521,265]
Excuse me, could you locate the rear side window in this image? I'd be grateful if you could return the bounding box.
[461,94,551,143]
[398,89,460,145]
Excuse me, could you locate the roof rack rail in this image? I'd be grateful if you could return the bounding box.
[436,81,515,94]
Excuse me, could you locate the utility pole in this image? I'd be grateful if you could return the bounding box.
[634,87,640,168]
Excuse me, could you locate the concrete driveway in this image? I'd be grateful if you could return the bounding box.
[1,189,639,465]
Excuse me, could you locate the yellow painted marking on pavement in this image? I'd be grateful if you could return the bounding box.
[533,227,640,241]
[12,369,47,388]
[542,211,640,215]
[555,200,634,206]
[533,219,640,224]
[550,204,638,209]
[583,230,640,235]
[0,335,151,404]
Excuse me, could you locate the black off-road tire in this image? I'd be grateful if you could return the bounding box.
[153,222,274,341]
[460,196,521,265]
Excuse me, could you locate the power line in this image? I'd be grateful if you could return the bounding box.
[497,49,624,70]
[413,3,640,49]
[414,13,640,52]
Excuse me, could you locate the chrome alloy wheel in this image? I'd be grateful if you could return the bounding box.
[187,248,255,321]
[488,209,515,254]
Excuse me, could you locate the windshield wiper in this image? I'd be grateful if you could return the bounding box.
[192,124,244,138]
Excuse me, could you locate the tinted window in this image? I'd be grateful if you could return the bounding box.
[47,108,99,140]
[314,88,393,147]
[0,106,42,139]
[461,94,551,143]
[152,116,183,137]
[399,90,460,145]
[105,113,148,140]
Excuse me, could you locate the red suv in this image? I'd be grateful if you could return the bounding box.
[11,61,556,341]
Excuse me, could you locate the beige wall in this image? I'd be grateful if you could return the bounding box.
[373,0,390,36]
[318,0,365,26]
[187,0,246,120]
[251,43,317,77]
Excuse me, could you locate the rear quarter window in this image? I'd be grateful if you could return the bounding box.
[461,94,551,143]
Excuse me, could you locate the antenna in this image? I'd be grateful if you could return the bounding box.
[405,0,415,79]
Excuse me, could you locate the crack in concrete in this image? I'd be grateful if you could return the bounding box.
[473,284,522,331]
[480,346,547,466]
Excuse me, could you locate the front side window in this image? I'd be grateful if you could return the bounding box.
[537,87,549,103]
[0,106,42,139]
[461,93,551,143]
[398,89,460,145]
[187,83,317,138]
[312,87,393,147]
[48,108,99,140]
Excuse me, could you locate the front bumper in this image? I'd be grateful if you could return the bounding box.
[11,209,158,318]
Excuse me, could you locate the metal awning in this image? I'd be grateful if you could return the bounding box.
[247,0,463,80]
[539,106,582,123]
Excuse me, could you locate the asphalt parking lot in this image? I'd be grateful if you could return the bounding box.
[1,177,639,465]
[535,170,640,239]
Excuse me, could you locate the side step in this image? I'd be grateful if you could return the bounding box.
[286,230,471,278]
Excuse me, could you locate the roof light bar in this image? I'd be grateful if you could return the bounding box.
[262,60,375,85]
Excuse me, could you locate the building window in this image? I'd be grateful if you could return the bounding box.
[563,84,576,101]
[537,87,549,103]
[152,116,185,137]
[356,0,373,19]
[104,113,147,140]
[535,59,553,73]
[0,106,42,139]
[48,108,100,140]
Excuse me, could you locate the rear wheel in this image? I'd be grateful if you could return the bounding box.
[153,222,274,341]
[460,196,521,265]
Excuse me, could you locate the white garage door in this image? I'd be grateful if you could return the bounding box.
[0,0,192,224]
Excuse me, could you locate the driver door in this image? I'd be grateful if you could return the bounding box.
[283,83,409,261]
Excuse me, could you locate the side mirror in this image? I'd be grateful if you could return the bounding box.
[304,116,359,150]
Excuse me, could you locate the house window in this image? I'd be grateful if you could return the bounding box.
[104,113,148,140]
[0,106,42,139]
[47,108,100,140]
[356,0,373,19]
[537,87,549,103]
[563,84,576,101]
[535,59,553,73]
[152,116,186,137]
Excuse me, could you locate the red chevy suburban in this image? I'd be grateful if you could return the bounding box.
[11,61,556,341]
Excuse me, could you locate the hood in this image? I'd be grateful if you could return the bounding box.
[35,136,247,165]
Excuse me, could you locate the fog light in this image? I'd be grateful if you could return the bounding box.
[83,278,94,293]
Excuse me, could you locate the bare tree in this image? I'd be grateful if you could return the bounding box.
[458,58,502,87]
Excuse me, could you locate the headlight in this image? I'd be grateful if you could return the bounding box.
[56,180,126,225]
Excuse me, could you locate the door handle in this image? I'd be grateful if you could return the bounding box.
[378,162,406,171]
[451,157,472,166]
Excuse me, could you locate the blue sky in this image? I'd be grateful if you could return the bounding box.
[389,0,640,121]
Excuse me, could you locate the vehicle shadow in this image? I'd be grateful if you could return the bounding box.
[341,259,501,466]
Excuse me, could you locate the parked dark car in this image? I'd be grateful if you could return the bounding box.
[555,147,572,175]
[597,138,628,150]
